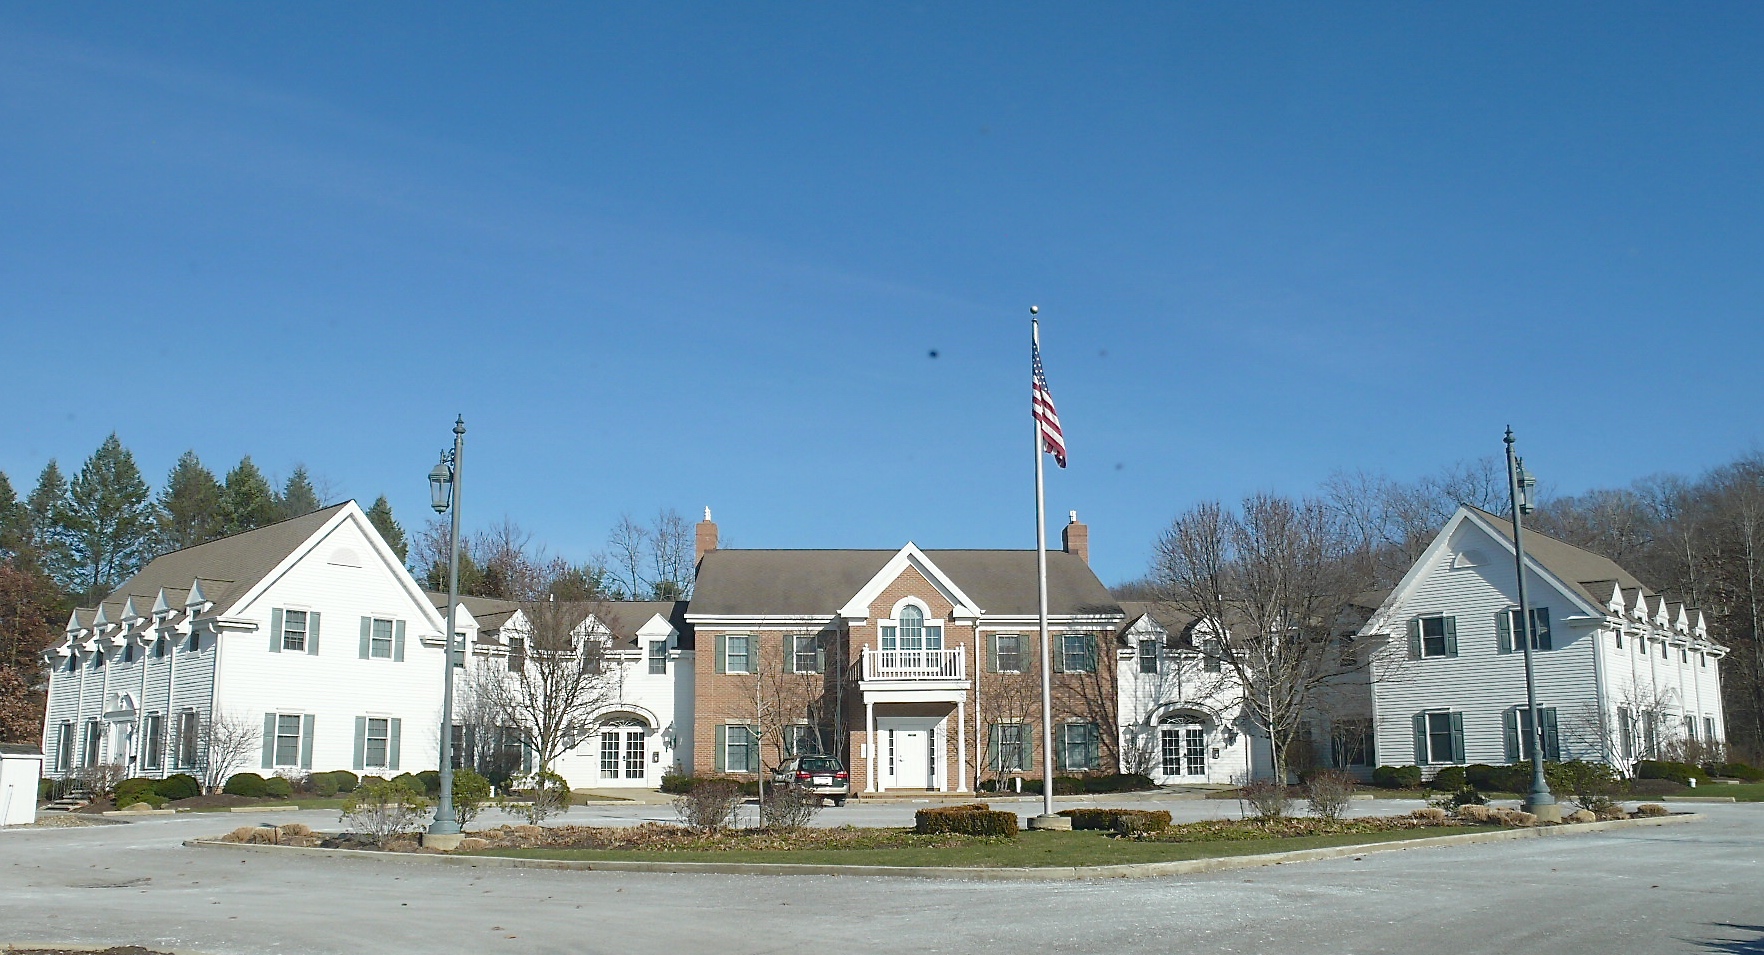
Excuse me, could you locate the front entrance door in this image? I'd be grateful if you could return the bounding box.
[888,728,932,789]
[1160,725,1206,779]
[599,724,647,783]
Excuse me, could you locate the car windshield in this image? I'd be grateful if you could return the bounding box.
[798,757,843,773]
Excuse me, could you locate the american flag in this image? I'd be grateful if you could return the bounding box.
[1032,338,1066,468]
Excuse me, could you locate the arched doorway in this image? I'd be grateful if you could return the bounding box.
[597,715,650,783]
[1157,710,1211,780]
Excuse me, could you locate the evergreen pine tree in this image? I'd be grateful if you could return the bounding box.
[157,451,224,551]
[219,456,279,536]
[23,461,72,582]
[365,495,408,562]
[61,433,156,602]
[0,471,19,559]
[277,466,323,519]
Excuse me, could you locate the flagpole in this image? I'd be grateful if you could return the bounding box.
[1031,310,1058,824]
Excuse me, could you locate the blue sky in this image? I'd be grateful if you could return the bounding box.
[2,4,1761,586]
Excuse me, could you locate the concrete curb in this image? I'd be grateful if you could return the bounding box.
[1662,795,1737,803]
[227,805,300,813]
[182,813,1701,882]
[1,945,208,954]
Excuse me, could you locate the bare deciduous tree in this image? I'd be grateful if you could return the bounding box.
[465,593,617,774]
[199,710,263,794]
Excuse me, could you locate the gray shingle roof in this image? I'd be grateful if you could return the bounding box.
[1465,506,1654,611]
[91,503,351,616]
[689,548,1120,618]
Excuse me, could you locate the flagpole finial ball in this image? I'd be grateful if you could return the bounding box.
[1029,305,1038,314]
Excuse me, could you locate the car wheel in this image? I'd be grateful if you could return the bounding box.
[832,797,846,807]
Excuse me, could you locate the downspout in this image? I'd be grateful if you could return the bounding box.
[1590,617,1610,764]
[973,626,983,793]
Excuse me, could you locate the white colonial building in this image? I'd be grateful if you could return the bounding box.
[38,502,694,793]
[40,502,450,784]
[1113,603,1258,785]
[1361,505,1727,775]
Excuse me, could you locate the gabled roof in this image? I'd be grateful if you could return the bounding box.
[89,504,351,618]
[689,548,1120,618]
[1464,506,1652,611]
[598,600,693,648]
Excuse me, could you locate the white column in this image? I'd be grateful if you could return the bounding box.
[865,700,877,792]
[957,699,968,792]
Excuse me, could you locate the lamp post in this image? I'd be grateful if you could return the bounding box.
[423,416,466,847]
[1504,427,1560,822]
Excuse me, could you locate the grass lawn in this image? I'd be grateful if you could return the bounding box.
[1672,782,1764,801]
[463,826,1503,868]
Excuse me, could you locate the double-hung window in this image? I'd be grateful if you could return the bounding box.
[1416,711,1463,764]
[1617,706,1636,760]
[722,724,758,773]
[790,634,822,674]
[1413,615,1456,657]
[364,718,392,769]
[273,714,303,767]
[1060,722,1101,771]
[142,713,165,771]
[989,723,1029,773]
[724,635,752,674]
[784,723,824,757]
[55,722,74,772]
[994,634,1024,673]
[1138,638,1160,674]
[506,636,526,672]
[1705,717,1718,743]
[648,640,668,674]
[83,720,102,767]
[281,610,308,652]
[176,711,199,768]
[1060,633,1096,673]
[1506,707,1560,762]
[369,618,394,658]
[1202,638,1223,673]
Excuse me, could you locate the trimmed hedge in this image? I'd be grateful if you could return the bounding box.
[1636,760,1701,786]
[664,774,761,797]
[1372,765,1422,789]
[1707,761,1763,782]
[1057,808,1171,833]
[154,773,201,801]
[915,803,1019,837]
[113,778,168,809]
[223,773,269,798]
[1017,774,1155,796]
[263,776,293,799]
[416,770,442,798]
[1428,766,1467,791]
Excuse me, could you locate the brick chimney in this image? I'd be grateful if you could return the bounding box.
[1062,510,1089,564]
[695,506,719,564]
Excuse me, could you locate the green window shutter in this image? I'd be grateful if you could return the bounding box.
[1413,713,1428,763]
[1085,634,1099,673]
[1054,724,1067,772]
[714,634,727,675]
[1085,723,1100,770]
[1449,712,1465,763]
[269,609,283,653]
[745,725,760,773]
[1022,724,1034,770]
[388,718,401,771]
[353,717,366,770]
[986,634,998,673]
[1407,618,1422,659]
[359,617,372,659]
[307,612,321,656]
[1053,637,1066,674]
[262,713,277,768]
[1541,708,1560,760]
[522,742,534,773]
[815,640,827,674]
[1496,610,1513,653]
[300,714,315,769]
[713,724,727,773]
[1535,608,1552,651]
[986,724,1000,771]
[1503,710,1519,762]
[393,620,406,662]
[1443,617,1458,657]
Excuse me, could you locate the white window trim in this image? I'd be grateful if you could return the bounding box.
[1421,710,1459,765]
[272,711,305,768]
[362,716,393,769]
[993,632,1026,674]
[879,598,947,650]
[724,634,754,674]
[281,607,311,652]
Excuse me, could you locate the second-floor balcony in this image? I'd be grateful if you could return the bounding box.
[861,646,966,681]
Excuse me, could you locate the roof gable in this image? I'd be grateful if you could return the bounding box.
[839,544,983,620]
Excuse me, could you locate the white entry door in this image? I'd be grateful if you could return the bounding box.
[1160,725,1207,779]
[888,729,932,789]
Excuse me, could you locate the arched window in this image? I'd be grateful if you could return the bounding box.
[899,606,924,646]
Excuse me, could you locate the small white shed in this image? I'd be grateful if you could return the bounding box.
[0,744,45,826]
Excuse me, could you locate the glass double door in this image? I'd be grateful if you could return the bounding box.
[1160,725,1206,778]
[599,726,646,781]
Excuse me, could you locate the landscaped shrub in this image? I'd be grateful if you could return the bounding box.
[1428,785,1488,809]
[1546,760,1623,815]
[360,775,386,788]
[113,778,167,809]
[1084,773,1156,793]
[759,786,822,831]
[1056,808,1171,833]
[1636,760,1701,785]
[1627,778,1681,797]
[1304,769,1356,822]
[262,776,293,799]
[508,770,573,825]
[1633,803,1670,817]
[330,770,359,793]
[1427,766,1467,791]
[310,772,341,796]
[390,772,423,794]
[415,770,442,798]
[1372,765,1422,789]
[223,772,269,798]
[451,768,493,825]
[914,804,1019,837]
[1465,763,1531,793]
[153,774,201,801]
[673,777,744,832]
[340,779,431,846]
[1453,803,1493,824]
[1239,779,1291,821]
[659,770,692,794]
[1706,761,1763,781]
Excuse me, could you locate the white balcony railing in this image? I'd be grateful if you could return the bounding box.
[862,646,965,681]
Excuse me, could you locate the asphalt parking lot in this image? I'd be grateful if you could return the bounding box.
[2,798,1759,955]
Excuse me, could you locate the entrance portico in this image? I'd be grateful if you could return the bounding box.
[860,647,968,793]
